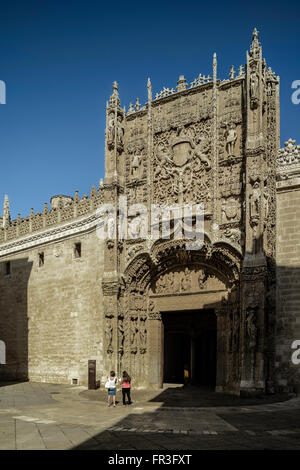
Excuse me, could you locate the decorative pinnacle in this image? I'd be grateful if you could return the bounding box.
[249,27,261,58]
[147,77,152,102]
[229,65,235,80]
[109,81,120,107]
[3,194,10,228]
[213,53,217,83]
[113,81,118,94]
[252,27,259,40]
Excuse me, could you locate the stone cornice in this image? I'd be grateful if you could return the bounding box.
[0,211,103,257]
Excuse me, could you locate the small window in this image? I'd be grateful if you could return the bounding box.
[5,261,10,276]
[72,378,78,385]
[38,252,44,267]
[74,243,81,259]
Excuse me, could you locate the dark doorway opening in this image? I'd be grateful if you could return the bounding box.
[162,310,216,386]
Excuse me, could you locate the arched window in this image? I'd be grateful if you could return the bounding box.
[0,340,6,364]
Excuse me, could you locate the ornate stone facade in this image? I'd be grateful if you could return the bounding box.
[0,29,299,395]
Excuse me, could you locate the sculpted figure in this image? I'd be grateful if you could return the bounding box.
[130,318,138,350]
[225,124,237,157]
[117,115,124,146]
[118,320,124,351]
[250,66,259,108]
[250,182,261,218]
[105,317,113,352]
[107,113,115,145]
[139,320,147,350]
[167,271,174,293]
[246,307,257,348]
[193,136,211,169]
[156,274,167,293]
[198,270,206,289]
[181,268,191,292]
[131,154,141,180]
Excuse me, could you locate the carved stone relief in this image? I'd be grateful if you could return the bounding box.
[153,122,212,208]
[151,265,226,295]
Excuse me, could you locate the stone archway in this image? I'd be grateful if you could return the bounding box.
[122,239,242,394]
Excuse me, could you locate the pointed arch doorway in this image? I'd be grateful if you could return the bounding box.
[123,240,242,394]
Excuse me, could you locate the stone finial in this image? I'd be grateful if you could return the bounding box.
[252,27,259,40]
[176,75,187,92]
[109,81,120,107]
[90,185,96,198]
[2,195,10,228]
[249,27,261,58]
[30,208,34,218]
[238,65,244,77]
[135,98,140,111]
[43,202,48,215]
[128,102,134,114]
[229,65,235,80]
[147,77,152,102]
[74,190,80,203]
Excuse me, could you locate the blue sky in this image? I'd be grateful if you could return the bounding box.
[0,0,299,219]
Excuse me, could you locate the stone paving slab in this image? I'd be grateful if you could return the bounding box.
[1,381,300,450]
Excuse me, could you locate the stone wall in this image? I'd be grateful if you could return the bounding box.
[0,229,105,386]
[276,139,300,391]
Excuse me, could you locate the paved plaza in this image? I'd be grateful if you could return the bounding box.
[0,381,300,450]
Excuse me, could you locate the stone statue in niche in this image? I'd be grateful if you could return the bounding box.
[225,123,237,157]
[131,154,142,180]
[130,317,138,353]
[250,181,261,221]
[118,318,125,353]
[105,317,113,353]
[249,64,259,109]
[246,307,257,349]
[139,319,147,353]
[181,268,191,292]
[117,115,124,146]
[107,112,115,146]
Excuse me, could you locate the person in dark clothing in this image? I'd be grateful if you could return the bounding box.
[121,370,132,406]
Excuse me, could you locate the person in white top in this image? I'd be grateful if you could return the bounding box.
[105,370,118,407]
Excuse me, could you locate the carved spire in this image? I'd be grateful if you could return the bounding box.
[249,27,261,59]
[147,77,152,102]
[2,194,10,228]
[229,65,235,80]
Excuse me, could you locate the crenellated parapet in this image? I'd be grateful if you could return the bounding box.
[276,139,300,191]
[0,185,104,245]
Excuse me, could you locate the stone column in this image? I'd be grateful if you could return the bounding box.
[148,311,163,388]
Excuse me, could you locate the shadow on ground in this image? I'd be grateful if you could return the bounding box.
[79,384,290,408]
